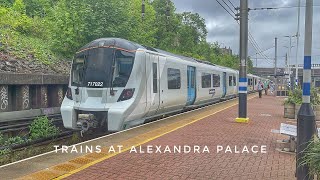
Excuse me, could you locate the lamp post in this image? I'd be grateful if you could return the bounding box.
[296,0,316,179]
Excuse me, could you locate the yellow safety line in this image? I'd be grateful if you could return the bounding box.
[52,95,256,179]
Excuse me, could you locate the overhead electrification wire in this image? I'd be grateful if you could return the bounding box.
[250,46,274,57]
[215,0,274,65]
[227,0,236,9]
[215,0,236,19]
[221,0,236,14]
[249,5,320,11]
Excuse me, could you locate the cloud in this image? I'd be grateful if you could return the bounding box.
[172,0,320,67]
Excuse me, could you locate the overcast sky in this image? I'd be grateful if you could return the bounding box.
[171,0,320,68]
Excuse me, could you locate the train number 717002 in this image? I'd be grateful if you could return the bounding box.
[87,82,103,87]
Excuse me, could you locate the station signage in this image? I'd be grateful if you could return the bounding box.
[280,123,320,137]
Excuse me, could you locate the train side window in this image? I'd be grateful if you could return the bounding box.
[201,73,211,88]
[167,68,181,89]
[153,63,157,93]
[233,76,236,86]
[212,74,220,87]
[229,76,233,86]
[191,70,195,88]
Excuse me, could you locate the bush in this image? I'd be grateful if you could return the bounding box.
[285,88,302,105]
[29,116,60,140]
[4,136,24,146]
[301,136,320,177]
[285,87,320,105]
[311,88,320,105]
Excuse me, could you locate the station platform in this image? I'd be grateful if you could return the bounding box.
[1,93,298,180]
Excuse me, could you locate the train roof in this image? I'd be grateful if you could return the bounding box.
[78,38,144,53]
[78,38,225,68]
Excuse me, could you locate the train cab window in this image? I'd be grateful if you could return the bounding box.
[112,50,135,87]
[212,74,220,87]
[233,76,237,86]
[153,63,157,93]
[167,68,181,89]
[201,73,211,88]
[229,76,233,86]
[254,79,257,86]
[71,57,85,86]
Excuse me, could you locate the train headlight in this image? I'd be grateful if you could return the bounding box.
[66,88,73,100]
[117,88,135,102]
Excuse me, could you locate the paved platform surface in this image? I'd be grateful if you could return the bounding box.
[62,95,295,180]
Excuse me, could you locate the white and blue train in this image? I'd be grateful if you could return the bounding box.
[61,38,265,133]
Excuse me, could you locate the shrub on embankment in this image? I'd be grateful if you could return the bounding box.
[0,116,60,155]
[28,116,60,140]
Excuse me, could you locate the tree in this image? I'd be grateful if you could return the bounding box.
[151,0,180,50]
[24,0,54,18]
[46,0,88,56]
[126,0,157,47]
[0,0,14,7]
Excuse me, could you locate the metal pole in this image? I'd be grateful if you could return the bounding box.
[295,0,301,86]
[236,0,249,123]
[289,36,291,78]
[296,0,316,179]
[289,37,293,90]
[285,53,288,74]
[274,38,277,77]
[255,53,257,67]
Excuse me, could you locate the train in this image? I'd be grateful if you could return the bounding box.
[61,38,267,133]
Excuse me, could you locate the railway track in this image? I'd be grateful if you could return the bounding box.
[0,93,255,166]
[0,114,63,136]
[0,126,111,166]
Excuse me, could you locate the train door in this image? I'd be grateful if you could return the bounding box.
[186,66,196,106]
[146,54,160,117]
[222,72,227,97]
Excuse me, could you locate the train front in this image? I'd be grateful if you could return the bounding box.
[61,38,141,133]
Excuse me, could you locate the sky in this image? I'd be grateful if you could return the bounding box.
[171,0,320,68]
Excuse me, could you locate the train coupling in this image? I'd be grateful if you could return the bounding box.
[77,114,98,136]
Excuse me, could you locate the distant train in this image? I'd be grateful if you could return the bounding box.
[61,38,266,133]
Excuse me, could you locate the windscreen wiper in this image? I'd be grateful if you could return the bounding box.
[109,49,116,96]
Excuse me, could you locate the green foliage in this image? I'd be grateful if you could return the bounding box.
[126,0,157,46]
[311,88,320,105]
[0,148,10,156]
[29,116,60,140]
[0,0,253,72]
[0,133,4,145]
[0,132,25,151]
[285,88,302,105]
[285,87,320,105]
[300,137,320,176]
[4,136,24,146]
